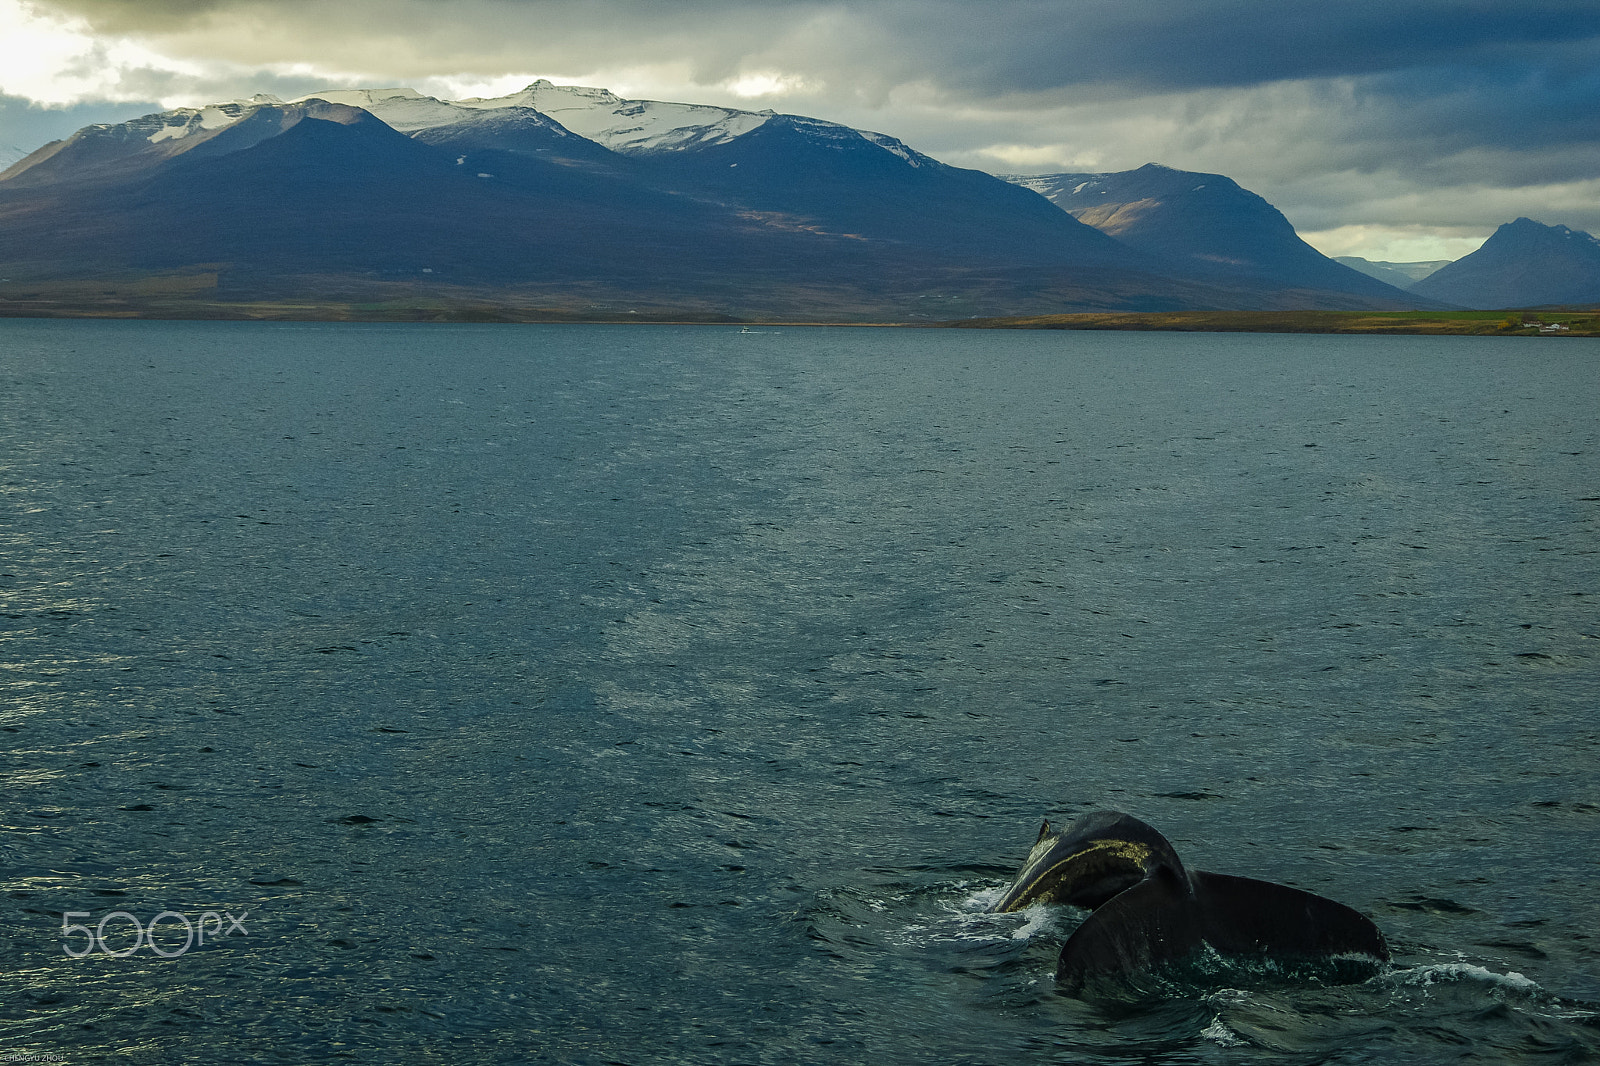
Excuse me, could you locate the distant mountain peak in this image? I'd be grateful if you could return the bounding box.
[509,80,624,107]
[1003,163,1419,304]
[1500,216,1598,247]
[1411,216,1600,307]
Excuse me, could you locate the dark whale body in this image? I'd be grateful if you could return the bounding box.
[992,811,1389,994]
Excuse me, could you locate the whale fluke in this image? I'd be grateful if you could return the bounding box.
[991,810,1186,913]
[1057,866,1390,993]
[992,810,1389,994]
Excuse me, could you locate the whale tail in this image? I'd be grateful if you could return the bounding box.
[992,810,1390,994]
[1056,866,1390,993]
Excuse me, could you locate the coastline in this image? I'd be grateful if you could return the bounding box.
[939,309,1600,336]
[0,289,1595,336]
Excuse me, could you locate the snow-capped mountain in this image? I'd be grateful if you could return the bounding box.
[300,80,936,165]
[0,84,1442,318]
[1,78,949,180]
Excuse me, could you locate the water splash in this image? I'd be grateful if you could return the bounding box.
[1387,960,1540,994]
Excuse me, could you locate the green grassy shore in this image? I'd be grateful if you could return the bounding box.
[943,309,1600,335]
[0,275,1596,333]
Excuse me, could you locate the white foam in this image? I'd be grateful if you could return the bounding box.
[964,884,1006,910]
[882,883,1064,948]
[1387,962,1540,994]
[1201,1018,1247,1047]
[1008,905,1055,942]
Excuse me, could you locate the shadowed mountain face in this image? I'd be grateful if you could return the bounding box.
[1408,218,1600,308]
[628,115,1141,268]
[0,90,1440,319]
[1011,164,1421,306]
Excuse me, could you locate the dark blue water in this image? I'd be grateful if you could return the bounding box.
[1,319,1595,1063]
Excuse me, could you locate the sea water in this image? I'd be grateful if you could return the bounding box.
[0,319,1595,1063]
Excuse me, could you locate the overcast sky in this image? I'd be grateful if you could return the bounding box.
[4,0,1598,261]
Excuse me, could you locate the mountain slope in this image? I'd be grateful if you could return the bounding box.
[407,106,621,168]
[1407,218,1600,308]
[1010,164,1425,306]
[323,83,1132,268]
[562,112,1139,267]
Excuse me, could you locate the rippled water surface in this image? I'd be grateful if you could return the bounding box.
[1,320,1596,1063]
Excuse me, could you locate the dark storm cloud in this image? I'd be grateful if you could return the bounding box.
[963,1,1600,92]
[31,0,1600,95]
[1361,51,1600,157]
[11,0,1600,250]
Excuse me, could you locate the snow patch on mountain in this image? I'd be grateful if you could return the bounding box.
[291,88,481,132]
[285,81,769,153]
[145,102,256,143]
[1010,173,1108,199]
[455,80,771,153]
[130,94,285,145]
[292,80,929,165]
[857,130,938,168]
